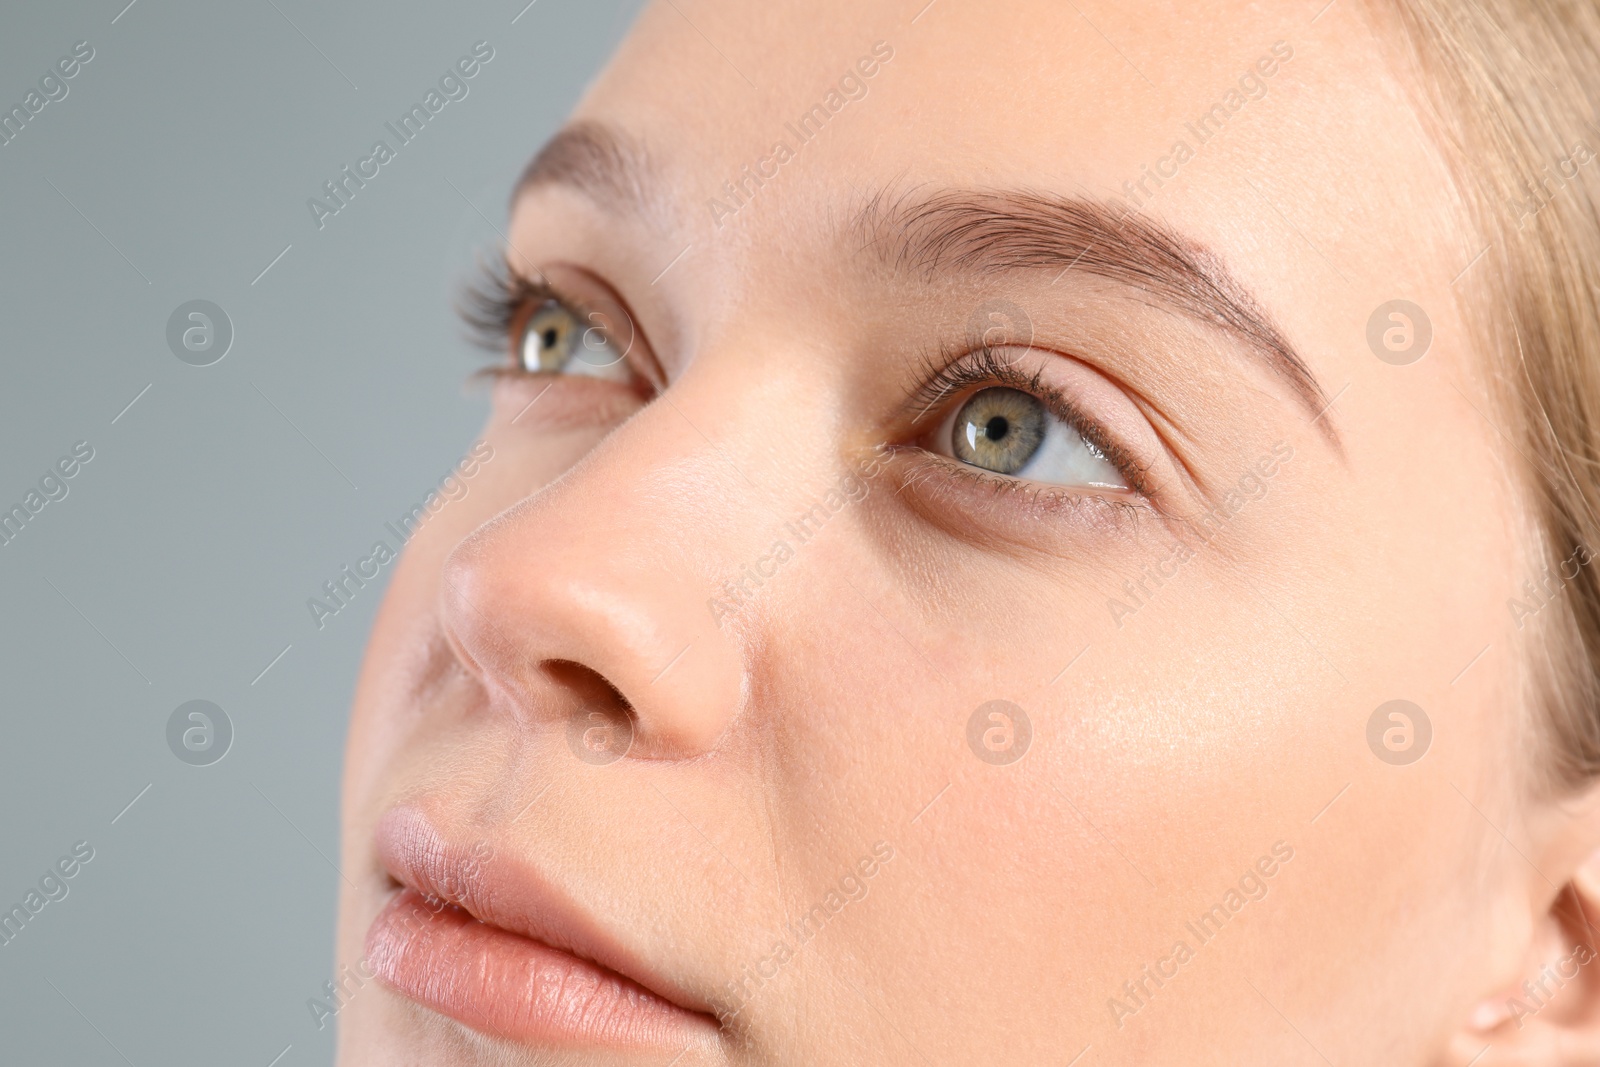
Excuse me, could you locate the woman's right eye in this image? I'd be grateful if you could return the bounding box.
[515,297,633,383]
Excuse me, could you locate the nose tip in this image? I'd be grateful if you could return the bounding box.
[437,492,746,759]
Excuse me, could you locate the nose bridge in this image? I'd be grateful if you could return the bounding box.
[439,388,770,757]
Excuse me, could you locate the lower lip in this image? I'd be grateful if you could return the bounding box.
[366,888,713,1049]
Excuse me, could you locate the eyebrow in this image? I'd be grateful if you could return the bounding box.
[854,188,1339,447]
[515,126,1338,448]
[513,121,654,215]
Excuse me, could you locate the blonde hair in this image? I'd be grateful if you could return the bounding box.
[1378,0,1600,787]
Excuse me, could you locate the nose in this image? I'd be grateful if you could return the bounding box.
[438,409,749,759]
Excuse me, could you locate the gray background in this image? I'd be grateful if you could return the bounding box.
[0,1,642,1061]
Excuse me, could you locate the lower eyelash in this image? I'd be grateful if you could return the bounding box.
[468,364,545,386]
[889,446,1153,530]
[910,345,1154,498]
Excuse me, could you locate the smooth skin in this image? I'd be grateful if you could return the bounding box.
[334,1,1600,1063]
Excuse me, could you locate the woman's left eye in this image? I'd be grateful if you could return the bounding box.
[516,298,632,382]
[933,386,1127,489]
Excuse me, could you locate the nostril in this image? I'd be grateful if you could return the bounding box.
[545,660,638,764]
[544,660,634,717]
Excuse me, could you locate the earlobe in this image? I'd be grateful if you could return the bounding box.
[1446,869,1600,1064]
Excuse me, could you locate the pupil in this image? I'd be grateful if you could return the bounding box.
[985,415,1010,441]
[542,328,559,350]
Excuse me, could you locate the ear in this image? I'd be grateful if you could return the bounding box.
[1443,791,1600,1065]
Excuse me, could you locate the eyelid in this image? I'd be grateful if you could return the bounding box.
[906,345,1156,499]
[460,258,659,393]
[882,446,1157,549]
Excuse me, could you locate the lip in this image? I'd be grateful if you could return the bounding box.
[368,805,720,1050]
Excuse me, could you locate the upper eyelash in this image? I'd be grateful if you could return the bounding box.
[459,259,662,398]
[908,344,1154,497]
[462,265,1151,498]
[458,258,556,354]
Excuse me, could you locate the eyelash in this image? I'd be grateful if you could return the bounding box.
[460,261,1152,518]
[907,345,1154,499]
[464,259,537,351]
[461,259,637,387]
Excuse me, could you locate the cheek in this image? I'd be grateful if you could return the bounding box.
[746,478,1492,1055]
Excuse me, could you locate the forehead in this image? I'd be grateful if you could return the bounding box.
[574,3,1435,218]
[555,1,1461,348]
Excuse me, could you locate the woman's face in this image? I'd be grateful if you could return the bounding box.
[333,1,1564,1063]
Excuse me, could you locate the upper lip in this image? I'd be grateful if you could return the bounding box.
[374,804,715,1020]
